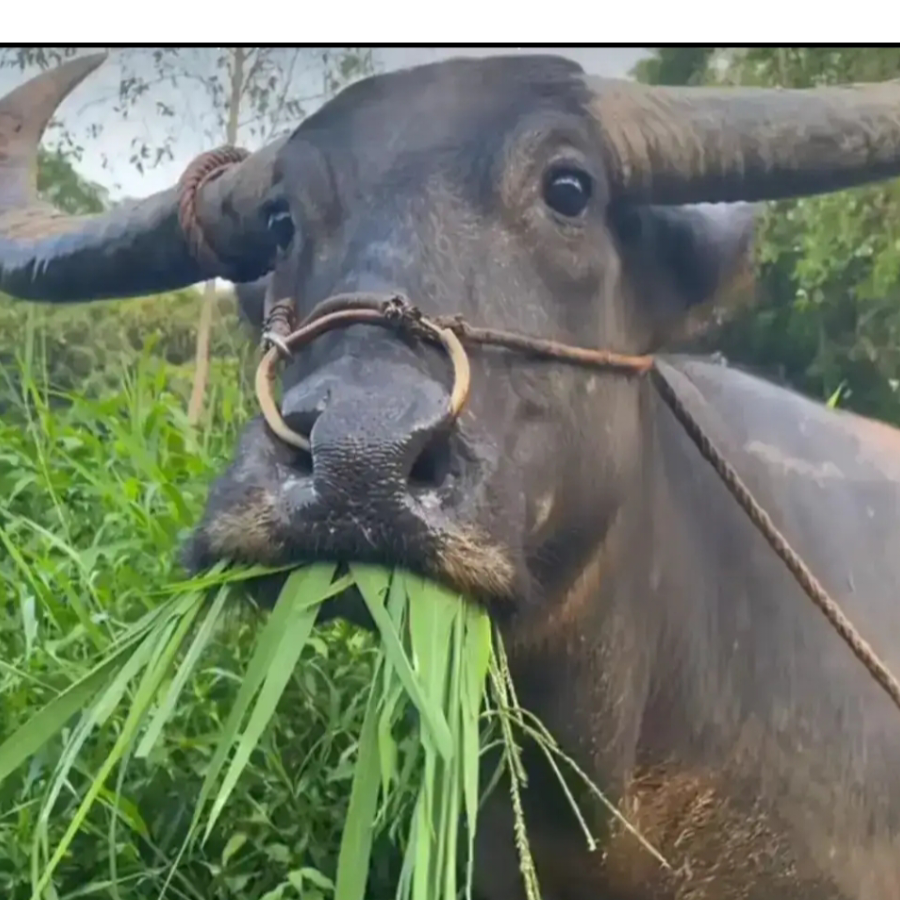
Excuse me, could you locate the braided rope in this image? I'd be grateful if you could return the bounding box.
[176,146,250,278]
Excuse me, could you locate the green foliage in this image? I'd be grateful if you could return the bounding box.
[636,47,900,424]
[711,186,900,422]
[630,47,715,86]
[0,289,255,402]
[722,46,900,87]
[0,324,388,900]
[36,147,109,215]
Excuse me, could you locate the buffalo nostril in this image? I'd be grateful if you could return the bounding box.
[283,407,320,439]
[281,408,319,472]
[408,431,452,490]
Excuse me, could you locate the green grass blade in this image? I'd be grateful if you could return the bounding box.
[375,573,408,801]
[334,660,385,900]
[135,587,229,759]
[396,800,418,900]
[30,593,204,899]
[406,575,459,900]
[352,564,452,761]
[204,564,336,839]
[438,609,465,900]
[184,566,330,844]
[30,629,163,900]
[376,679,404,803]
[406,572,456,848]
[39,617,166,829]
[462,609,492,898]
[0,625,153,788]
[410,770,435,900]
[155,567,353,900]
[3,512,109,648]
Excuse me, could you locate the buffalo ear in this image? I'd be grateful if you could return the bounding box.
[611,202,757,349]
[233,275,270,332]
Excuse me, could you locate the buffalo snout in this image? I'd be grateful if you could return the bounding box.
[281,355,456,513]
[184,323,520,610]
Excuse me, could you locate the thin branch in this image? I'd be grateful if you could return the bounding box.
[266,48,303,137]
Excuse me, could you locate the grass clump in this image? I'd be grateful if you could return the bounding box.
[1,563,495,900]
[1,558,666,900]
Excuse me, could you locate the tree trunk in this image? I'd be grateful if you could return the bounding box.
[187,46,245,426]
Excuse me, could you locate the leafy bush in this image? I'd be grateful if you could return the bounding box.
[0,289,256,402]
[701,187,900,424]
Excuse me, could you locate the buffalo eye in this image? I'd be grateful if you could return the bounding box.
[543,166,592,218]
[265,199,296,251]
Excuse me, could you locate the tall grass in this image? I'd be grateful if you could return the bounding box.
[0,306,386,900]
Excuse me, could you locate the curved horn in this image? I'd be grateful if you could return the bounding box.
[0,54,281,303]
[587,76,900,205]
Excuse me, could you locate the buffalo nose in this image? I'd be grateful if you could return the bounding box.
[281,367,454,502]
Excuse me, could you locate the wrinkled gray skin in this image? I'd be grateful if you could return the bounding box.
[4,54,900,899]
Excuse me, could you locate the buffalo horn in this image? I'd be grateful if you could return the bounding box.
[0,54,283,303]
[586,74,900,205]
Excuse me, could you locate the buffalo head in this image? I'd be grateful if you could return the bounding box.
[2,53,900,629]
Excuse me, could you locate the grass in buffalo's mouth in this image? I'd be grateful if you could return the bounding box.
[0,561,666,900]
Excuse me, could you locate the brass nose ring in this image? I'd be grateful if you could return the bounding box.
[254,303,471,453]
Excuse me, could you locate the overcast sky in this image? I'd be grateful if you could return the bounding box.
[1,46,649,201]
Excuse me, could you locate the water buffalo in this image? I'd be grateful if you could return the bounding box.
[3,52,900,899]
